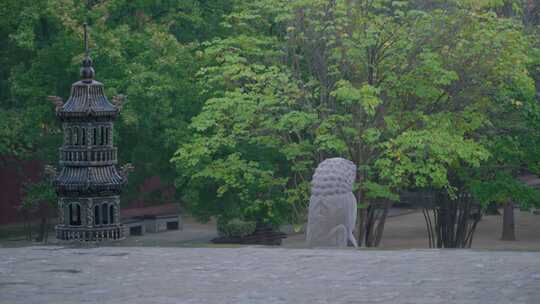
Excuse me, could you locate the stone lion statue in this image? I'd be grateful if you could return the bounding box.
[306,157,358,248]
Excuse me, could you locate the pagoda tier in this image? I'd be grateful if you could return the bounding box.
[54,166,125,195]
[59,146,118,166]
[57,80,118,122]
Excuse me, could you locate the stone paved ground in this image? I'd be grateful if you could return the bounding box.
[1,246,540,304]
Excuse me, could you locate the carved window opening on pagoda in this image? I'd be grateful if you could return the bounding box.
[105,127,110,145]
[68,202,82,226]
[100,126,105,145]
[67,128,73,145]
[101,203,109,225]
[94,205,100,225]
[82,127,86,146]
[93,128,97,145]
[109,204,115,224]
[73,127,79,145]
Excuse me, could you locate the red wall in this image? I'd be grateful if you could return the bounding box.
[126,175,176,209]
[0,160,178,225]
[0,158,44,225]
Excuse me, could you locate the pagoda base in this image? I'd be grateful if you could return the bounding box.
[56,225,125,242]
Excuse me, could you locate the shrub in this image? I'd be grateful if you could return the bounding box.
[217,217,256,238]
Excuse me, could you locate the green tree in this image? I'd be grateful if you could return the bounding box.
[173,0,536,247]
[466,5,540,240]
[19,179,57,242]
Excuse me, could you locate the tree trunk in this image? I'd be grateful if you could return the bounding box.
[37,216,48,243]
[423,191,481,248]
[363,199,391,247]
[355,186,366,247]
[373,200,391,246]
[501,200,516,241]
[356,207,366,247]
[24,213,32,241]
[36,201,51,243]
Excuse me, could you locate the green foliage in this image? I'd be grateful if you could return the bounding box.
[362,181,399,202]
[173,0,540,226]
[20,180,57,212]
[2,0,540,228]
[217,217,256,238]
[376,127,490,195]
[468,172,540,208]
[0,0,232,205]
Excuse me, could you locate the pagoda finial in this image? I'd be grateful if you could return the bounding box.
[84,23,89,56]
[80,23,95,82]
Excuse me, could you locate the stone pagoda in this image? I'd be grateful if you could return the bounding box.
[46,24,132,242]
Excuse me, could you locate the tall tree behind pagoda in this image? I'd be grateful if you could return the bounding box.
[0,0,233,206]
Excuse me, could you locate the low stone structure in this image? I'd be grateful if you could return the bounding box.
[306,158,357,247]
[121,214,183,237]
[144,214,183,233]
[121,204,183,237]
[122,218,145,236]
